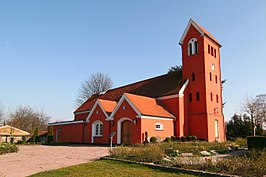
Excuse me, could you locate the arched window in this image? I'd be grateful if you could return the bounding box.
[93,120,103,137]
[188,38,198,56]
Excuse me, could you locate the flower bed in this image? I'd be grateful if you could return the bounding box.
[110,140,266,177]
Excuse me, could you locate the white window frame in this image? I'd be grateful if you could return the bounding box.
[155,123,164,131]
[92,120,103,140]
[188,38,198,56]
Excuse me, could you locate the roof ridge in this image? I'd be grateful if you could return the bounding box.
[105,72,171,93]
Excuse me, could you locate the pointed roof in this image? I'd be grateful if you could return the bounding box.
[98,99,117,114]
[179,19,222,47]
[124,93,175,119]
[75,71,184,114]
[0,125,30,136]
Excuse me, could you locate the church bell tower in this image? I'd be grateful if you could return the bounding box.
[179,19,225,142]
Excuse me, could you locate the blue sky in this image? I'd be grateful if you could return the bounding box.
[0,1,265,122]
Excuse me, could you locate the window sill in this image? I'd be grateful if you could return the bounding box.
[93,135,103,138]
[155,129,164,131]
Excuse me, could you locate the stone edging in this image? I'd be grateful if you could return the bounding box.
[101,157,239,177]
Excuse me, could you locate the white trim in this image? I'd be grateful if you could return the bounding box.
[117,117,132,144]
[86,100,109,122]
[48,120,84,126]
[91,120,103,143]
[157,94,179,100]
[137,115,174,120]
[178,79,189,97]
[74,110,90,115]
[108,94,141,120]
[179,19,204,45]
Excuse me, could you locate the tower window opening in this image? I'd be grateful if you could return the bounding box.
[214,49,217,58]
[194,41,198,53]
[216,94,219,103]
[211,63,215,71]
[188,38,198,56]
[211,46,214,56]
[196,92,200,101]
[208,44,210,54]
[215,75,218,83]
[189,93,192,102]
[211,93,213,101]
[192,73,195,81]
[210,73,212,81]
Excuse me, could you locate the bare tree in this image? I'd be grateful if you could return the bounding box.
[76,73,113,105]
[7,105,50,133]
[255,94,266,130]
[242,94,266,136]
[0,101,4,125]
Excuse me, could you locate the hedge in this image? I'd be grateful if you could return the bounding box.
[247,136,266,150]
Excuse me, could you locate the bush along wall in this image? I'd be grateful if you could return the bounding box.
[247,136,266,150]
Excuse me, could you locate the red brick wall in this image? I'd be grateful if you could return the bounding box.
[51,123,85,143]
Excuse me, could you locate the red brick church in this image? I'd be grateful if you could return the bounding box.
[49,19,225,144]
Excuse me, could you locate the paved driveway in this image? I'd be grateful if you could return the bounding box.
[0,145,109,177]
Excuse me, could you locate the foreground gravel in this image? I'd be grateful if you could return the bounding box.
[0,145,109,177]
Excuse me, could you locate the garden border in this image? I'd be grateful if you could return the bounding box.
[102,157,239,177]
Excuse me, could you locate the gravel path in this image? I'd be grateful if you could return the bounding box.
[0,145,109,177]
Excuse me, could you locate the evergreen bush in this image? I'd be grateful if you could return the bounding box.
[150,137,157,143]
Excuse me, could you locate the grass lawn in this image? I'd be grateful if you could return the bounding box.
[30,160,198,177]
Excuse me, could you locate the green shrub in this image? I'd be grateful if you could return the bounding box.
[164,137,171,142]
[170,136,177,141]
[233,137,247,148]
[16,140,26,145]
[0,143,18,155]
[48,127,54,143]
[191,135,197,141]
[247,136,266,150]
[150,137,157,143]
[180,136,186,142]
[186,136,192,141]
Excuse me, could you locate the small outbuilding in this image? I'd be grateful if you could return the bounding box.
[0,125,30,143]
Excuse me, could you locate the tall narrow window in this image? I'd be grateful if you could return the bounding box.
[214,49,217,58]
[211,46,214,56]
[196,92,200,101]
[194,41,198,53]
[94,121,103,136]
[210,73,212,81]
[208,44,210,54]
[216,94,219,103]
[211,93,213,101]
[189,93,192,102]
[188,38,198,56]
[211,63,215,71]
[189,43,192,56]
[192,73,195,81]
[214,120,219,139]
[215,75,218,83]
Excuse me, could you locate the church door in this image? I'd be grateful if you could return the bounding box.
[121,120,133,145]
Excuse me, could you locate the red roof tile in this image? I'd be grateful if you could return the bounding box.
[192,19,221,46]
[125,93,175,119]
[98,99,117,114]
[74,71,184,115]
